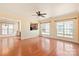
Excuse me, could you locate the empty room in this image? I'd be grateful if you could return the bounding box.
[0,3,79,56]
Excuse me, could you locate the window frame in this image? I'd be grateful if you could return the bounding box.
[1,23,14,35]
[40,22,50,35]
[56,20,74,38]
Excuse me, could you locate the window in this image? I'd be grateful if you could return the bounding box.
[57,22,64,36]
[2,24,8,35]
[41,23,50,35]
[64,21,73,38]
[56,20,74,38]
[8,24,14,35]
[1,23,14,35]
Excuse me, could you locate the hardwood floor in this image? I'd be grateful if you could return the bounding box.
[0,37,79,56]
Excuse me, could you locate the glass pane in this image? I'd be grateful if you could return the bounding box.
[8,29,14,35]
[41,23,50,35]
[0,30,1,35]
[56,20,74,38]
[64,21,73,38]
[57,22,64,36]
[2,24,8,35]
[2,29,7,35]
[1,23,14,35]
[8,24,13,29]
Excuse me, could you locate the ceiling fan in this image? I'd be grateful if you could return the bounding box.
[33,11,47,17]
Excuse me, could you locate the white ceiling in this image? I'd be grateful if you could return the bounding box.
[0,3,79,20]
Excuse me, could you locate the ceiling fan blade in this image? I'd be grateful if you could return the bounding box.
[36,11,40,15]
[32,14,37,16]
[41,13,47,15]
[33,11,47,18]
[38,11,40,14]
[36,12,38,14]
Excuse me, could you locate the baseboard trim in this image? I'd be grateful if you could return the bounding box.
[40,36,79,45]
[22,36,40,40]
[21,36,79,45]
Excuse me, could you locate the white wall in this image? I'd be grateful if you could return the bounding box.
[21,19,39,39]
